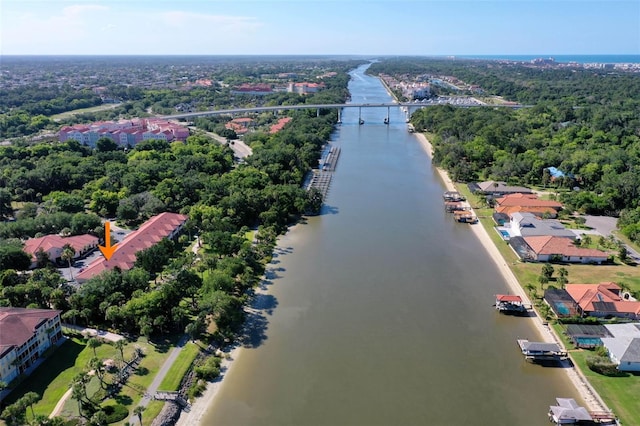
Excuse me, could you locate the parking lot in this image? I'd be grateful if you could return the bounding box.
[58,222,133,283]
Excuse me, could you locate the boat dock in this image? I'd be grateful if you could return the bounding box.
[304,144,340,199]
[548,398,617,425]
[495,294,531,315]
[320,146,341,172]
[517,339,567,362]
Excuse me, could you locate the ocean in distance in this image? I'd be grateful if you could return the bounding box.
[457,54,640,64]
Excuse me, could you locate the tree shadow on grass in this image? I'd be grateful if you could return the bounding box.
[3,339,85,405]
[113,394,133,406]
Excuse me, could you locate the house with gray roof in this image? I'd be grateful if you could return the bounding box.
[509,212,576,239]
[601,323,640,372]
[471,180,533,196]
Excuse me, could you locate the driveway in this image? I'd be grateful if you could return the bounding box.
[583,215,617,236]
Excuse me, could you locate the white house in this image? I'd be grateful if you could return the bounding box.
[0,308,63,384]
[601,323,640,372]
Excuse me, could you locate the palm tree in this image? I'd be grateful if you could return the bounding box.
[114,339,126,367]
[89,357,106,389]
[133,406,145,424]
[87,337,101,357]
[61,244,76,280]
[21,392,39,418]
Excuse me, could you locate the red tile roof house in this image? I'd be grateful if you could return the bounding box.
[523,236,609,264]
[23,234,99,269]
[75,212,188,283]
[565,283,640,319]
[0,307,63,385]
[494,193,563,211]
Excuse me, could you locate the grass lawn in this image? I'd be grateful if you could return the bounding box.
[50,103,122,120]
[157,342,201,391]
[4,334,177,425]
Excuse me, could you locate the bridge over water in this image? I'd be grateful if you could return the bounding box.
[160,99,524,125]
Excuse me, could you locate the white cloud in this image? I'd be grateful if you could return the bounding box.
[2,4,111,51]
[158,11,262,31]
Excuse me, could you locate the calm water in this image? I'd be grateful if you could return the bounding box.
[201,64,581,426]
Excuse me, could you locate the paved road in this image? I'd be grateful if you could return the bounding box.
[189,127,253,159]
[584,214,640,261]
[127,335,189,425]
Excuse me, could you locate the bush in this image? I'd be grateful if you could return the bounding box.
[586,356,625,376]
[194,355,222,380]
[187,380,207,401]
[102,404,129,423]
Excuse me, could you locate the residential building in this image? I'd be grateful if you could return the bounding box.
[508,212,576,239]
[522,236,608,264]
[23,234,99,268]
[494,193,563,211]
[225,117,255,135]
[287,82,324,94]
[565,282,640,319]
[469,180,533,196]
[269,117,292,134]
[0,308,63,384]
[75,212,188,283]
[601,323,640,372]
[60,118,189,147]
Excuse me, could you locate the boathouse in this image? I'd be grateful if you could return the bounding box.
[495,294,528,314]
[517,339,567,362]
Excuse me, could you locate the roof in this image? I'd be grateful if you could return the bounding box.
[549,398,592,422]
[565,283,622,312]
[495,205,558,217]
[75,212,187,282]
[495,193,563,209]
[496,294,522,303]
[523,236,608,258]
[601,337,640,365]
[519,341,562,352]
[476,181,532,194]
[510,213,575,239]
[0,308,61,356]
[23,234,99,261]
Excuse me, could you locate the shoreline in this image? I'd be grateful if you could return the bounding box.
[414,131,610,414]
[177,131,610,426]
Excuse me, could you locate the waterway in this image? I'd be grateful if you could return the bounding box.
[200,63,582,425]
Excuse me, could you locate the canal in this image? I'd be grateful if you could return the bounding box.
[199,63,581,425]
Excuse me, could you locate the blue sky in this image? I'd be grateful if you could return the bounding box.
[2,0,639,55]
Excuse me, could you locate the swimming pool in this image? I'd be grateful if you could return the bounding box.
[499,230,510,240]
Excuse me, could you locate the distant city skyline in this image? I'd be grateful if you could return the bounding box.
[2,0,639,56]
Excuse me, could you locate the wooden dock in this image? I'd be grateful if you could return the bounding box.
[320,146,341,171]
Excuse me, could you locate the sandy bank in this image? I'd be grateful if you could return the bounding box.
[414,131,609,413]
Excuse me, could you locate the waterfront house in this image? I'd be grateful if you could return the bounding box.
[494,193,563,211]
[522,235,608,264]
[565,283,640,319]
[495,294,528,314]
[470,180,533,196]
[0,308,63,385]
[601,323,640,372]
[508,212,575,239]
[75,212,188,283]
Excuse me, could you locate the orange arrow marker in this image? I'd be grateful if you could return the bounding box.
[99,221,118,260]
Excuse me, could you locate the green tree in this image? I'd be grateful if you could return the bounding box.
[61,243,76,279]
[0,188,13,220]
[541,263,554,279]
[87,337,101,357]
[133,406,145,425]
